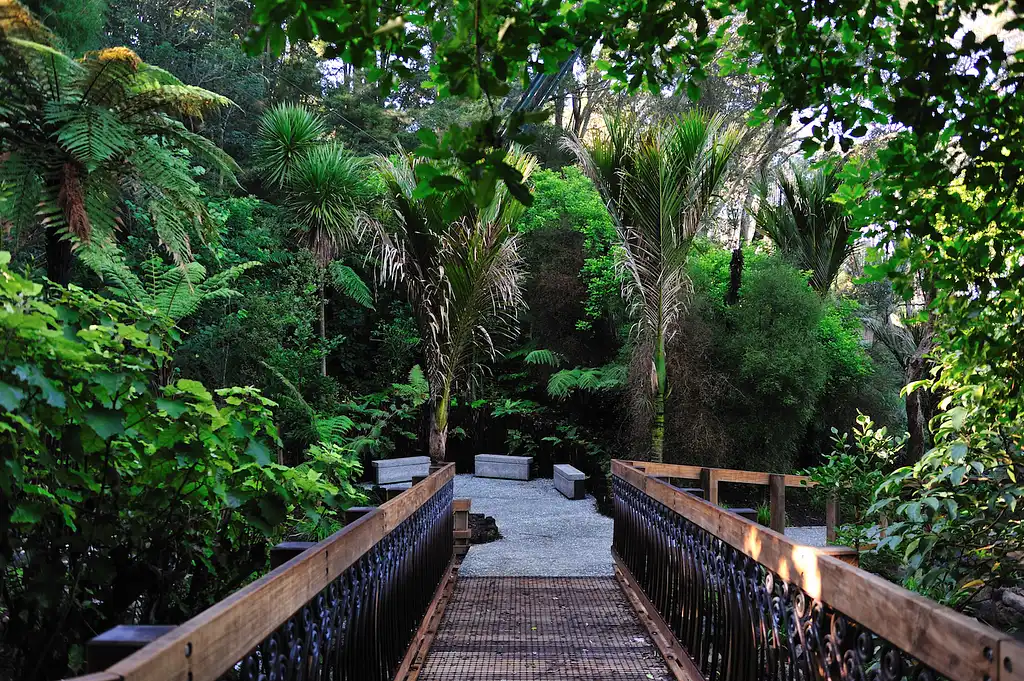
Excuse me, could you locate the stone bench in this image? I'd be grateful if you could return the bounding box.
[553,464,586,500]
[372,456,431,485]
[475,454,532,480]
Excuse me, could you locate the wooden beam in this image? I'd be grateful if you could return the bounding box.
[620,460,814,488]
[611,460,1004,681]
[613,551,703,681]
[769,473,786,533]
[93,464,456,681]
[394,558,459,681]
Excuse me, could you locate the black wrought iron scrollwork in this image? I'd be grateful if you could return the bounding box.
[226,479,454,681]
[612,476,936,681]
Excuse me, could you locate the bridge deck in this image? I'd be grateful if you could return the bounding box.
[417,576,673,680]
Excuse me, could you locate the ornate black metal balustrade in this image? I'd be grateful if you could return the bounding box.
[226,478,454,681]
[612,475,936,681]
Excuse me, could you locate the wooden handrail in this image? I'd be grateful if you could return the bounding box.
[66,463,456,681]
[611,460,1015,681]
[620,460,815,488]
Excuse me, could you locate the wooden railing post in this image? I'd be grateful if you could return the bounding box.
[87,625,176,672]
[700,468,719,506]
[825,497,839,544]
[769,473,786,533]
[270,541,317,568]
[453,499,471,556]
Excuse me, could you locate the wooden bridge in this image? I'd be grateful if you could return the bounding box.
[71,461,1024,681]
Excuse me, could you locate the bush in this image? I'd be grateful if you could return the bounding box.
[0,254,359,680]
[805,413,904,547]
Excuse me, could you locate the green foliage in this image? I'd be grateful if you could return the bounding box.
[805,413,904,547]
[0,252,359,680]
[82,252,261,321]
[547,364,627,399]
[519,167,620,329]
[754,159,853,294]
[369,147,537,458]
[0,5,239,283]
[871,367,1024,608]
[570,111,742,462]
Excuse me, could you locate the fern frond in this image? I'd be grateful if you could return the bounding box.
[330,262,374,309]
[524,349,565,367]
[0,151,41,234]
[117,83,233,120]
[313,414,357,445]
[546,364,627,399]
[45,101,132,168]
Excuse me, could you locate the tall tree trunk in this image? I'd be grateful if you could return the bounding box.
[651,336,667,463]
[318,283,327,378]
[429,389,450,461]
[45,225,73,287]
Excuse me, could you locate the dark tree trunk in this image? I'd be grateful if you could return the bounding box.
[725,248,743,306]
[45,225,73,286]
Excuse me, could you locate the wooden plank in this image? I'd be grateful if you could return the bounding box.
[1000,639,1024,681]
[92,464,456,681]
[611,461,1000,681]
[395,557,458,681]
[769,473,786,533]
[613,551,704,681]
[454,529,472,539]
[452,498,471,512]
[618,460,814,488]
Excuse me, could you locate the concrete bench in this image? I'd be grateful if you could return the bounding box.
[553,464,586,500]
[372,456,431,485]
[475,454,532,480]
[729,507,758,523]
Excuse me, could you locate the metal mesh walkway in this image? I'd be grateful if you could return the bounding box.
[417,577,673,680]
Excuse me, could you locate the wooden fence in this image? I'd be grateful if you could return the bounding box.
[67,464,456,681]
[611,460,1024,681]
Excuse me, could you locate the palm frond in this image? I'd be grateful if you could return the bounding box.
[755,158,853,294]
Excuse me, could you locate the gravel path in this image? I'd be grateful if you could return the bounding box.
[454,474,613,576]
[785,525,827,547]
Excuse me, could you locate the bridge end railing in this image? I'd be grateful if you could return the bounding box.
[71,463,456,681]
[611,459,1024,681]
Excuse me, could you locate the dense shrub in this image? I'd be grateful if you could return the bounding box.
[663,241,879,471]
[0,254,360,680]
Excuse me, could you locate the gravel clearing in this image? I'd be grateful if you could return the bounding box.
[785,525,827,546]
[454,474,613,576]
[452,474,828,576]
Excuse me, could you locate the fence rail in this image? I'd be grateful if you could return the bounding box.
[611,460,1023,681]
[68,464,455,681]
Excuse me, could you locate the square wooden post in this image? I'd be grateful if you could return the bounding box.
[825,497,839,544]
[700,468,719,506]
[454,498,471,556]
[769,474,786,534]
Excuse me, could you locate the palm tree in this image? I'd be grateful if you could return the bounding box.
[0,0,239,285]
[256,104,373,376]
[369,148,537,461]
[569,110,741,463]
[754,159,853,295]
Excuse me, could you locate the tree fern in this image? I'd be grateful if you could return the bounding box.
[547,364,627,398]
[0,0,238,283]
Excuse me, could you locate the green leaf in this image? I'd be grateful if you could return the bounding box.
[86,408,126,441]
[0,381,26,411]
[10,503,42,524]
[246,438,274,466]
[156,398,191,419]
